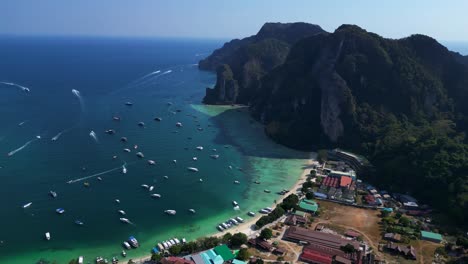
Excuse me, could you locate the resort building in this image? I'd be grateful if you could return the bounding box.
[185,244,236,264]
[285,214,308,226]
[385,243,417,260]
[298,199,319,213]
[283,226,360,250]
[420,231,443,243]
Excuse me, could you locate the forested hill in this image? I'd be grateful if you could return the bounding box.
[202,24,468,225]
[199,22,325,104]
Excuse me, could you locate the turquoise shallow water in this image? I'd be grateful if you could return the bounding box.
[0,37,309,263]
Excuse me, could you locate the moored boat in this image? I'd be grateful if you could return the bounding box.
[122,241,131,249]
[164,209,176,215]
[187,167,198,172]
[151,193,161,198]
[56,208,65,214]
[49,191,57,198]
[45,232,51,241]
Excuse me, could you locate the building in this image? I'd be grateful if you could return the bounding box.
[328,149,370,173]
[385,243,417,260]
[298,199,319,213]
[187,245,234,264]
[384,233,401,242]
[161,257,194,264]
[283,226,360,250]
[340,176,353,188]
[344,230,361,239]
[214,244,235,261]
[285,214,308,226]
[300,247,333,264]
[248,238,273,251]
[420,231,443,243]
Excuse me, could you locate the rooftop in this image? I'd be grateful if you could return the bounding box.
[421,231,443,241]
[298,199,319,212]
[283,226,360,250]
[213,244,235,261]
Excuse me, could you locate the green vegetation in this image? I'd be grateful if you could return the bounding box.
[169,244,182,255]
[236,248,251,261]
[151,253,163,262]
[260,228,273,240]
[255,194,298,228]
[230,232,248,247]
[317,149,328,163]
[340,243,357,254]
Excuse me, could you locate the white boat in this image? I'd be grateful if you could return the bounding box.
[78,256,84,264]
[234,180,240,184]
[248,211,255,217]
[174,238,180,244]
[217,225,224,231]
[148,186,154,192]
[45,232,51,240]
[115,199,120,203]
[120,218,131,224]
[163,175,169,179]
[49,191,57,198]
[189,209,196,214]
[196,146,203,151]
[265,207,273,211]
[199,178,203,182]
[228,165,233,169]
[141,184,149,189]
[169,239,176,245]
[128,236,139,247]
[136,152,144,158]
[137,122,145,127]
[122,241,131,249]
[176,122,183,127]
[221,223,229,229]
[173,160,177,164]
[148,160,156,165]
[123,148,131,153]
[151,194,161,198]
[97,177,102,181]
[230,218,238,225]
[118,210,126,215]
[154,117,162,121]
[157,243,164,251]
[236,217,244,223]
[23,202,32,208]
[210,154,219,159]
[212,149,217,152]
[164,210,176,215]
[187,167,198,172]
[192,157,197,161]
[122,250,127,257]
[259,209,270,214]
[233,205,240,210]
[122,165,127,174]
[163,242,169,248]
[232,201,238,206]
[182,238,186,243]
[56,208,65,214]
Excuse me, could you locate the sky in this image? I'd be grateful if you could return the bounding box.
[1,0,468,42]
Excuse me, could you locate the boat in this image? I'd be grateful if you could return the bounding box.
[192,157,197,161]
[105,129,115,135]
[122,241,131,249]
[248,211,256,217]
[122,165,127,174]
[49,191,57,198]
[118,210,126,215]
[120,218,131,224]
[175,122,183,127]
[45,232,51,241]
[187,167,198,172]
[197,127,203,131]
[265,207,273,211]
[83,182,90,187]
[121,250,126,257]
[182,238,186,243]
[151,194,161,198]
[199,178,203,182]
[137,122,145,127]
[173,160,177,164]
[75,220,84,226]
[236,216,244,223]
[162,241,169,248]
[264,189,271,193]
[154,117,162,121]
[217,225,224,231]
[228,165,233,169]
[174,238,180,244]
[188,209,196,214]
[78,256,84,264]
[212,149,217,152]
[125,102,133,106]
[163,175,169,179]
[210,154,219,159]
[97,177,102,181]
[169,239,176,245]
[254,180,261,184]
[234,180,240,184]
[56,208,65,214]
[123,148,131,153]
[221,223,229,229]
[164,210,176,215]
[259,209,270,214]
[195,146,203,151]
[148,186,154,192]
[232,201,238,206]
[120,137,127,142]
[148,160,156,165]
[230,218,238,225]
[233,205,240,210]
[113,116,120,121]
[23,202,32,208]
[136,152,144,158]
[141,184,149,189]
[167,102,173,105]
[115,199,120,203]
[112,256,118,264]
[157,243,164,251]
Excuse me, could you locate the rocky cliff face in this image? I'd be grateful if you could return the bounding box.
[203,64,239,104]
[200,22,325,104]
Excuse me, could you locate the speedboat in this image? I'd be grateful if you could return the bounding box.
[259,209,270,214]
[234,181,240,184]
[151,194,161,198]
[125,102,133,106]
[128,236,139,247]
[173,160,177,164]
[23,202,32,208]
[217,225,224,231]
[115,199,120,203]
[196,146,203,151]
[120,137,127,142]
[56,208,65,214]
[174,238,180,244]
[254,180,261,184]
[233,205,240,210]
[105,129,115,135]
[182,238,186,243]
[120,218,131,224]
[45,232,51,241]
[123,148,131,153]
[148,186,154,192]
[187,167,198,172]
[141,184,149,189]
[264,189,271,193]
[236,217,244,223]
[75,220,84,226]
[210,154,219,159]
[248,211,256,217]
[230,218,238,225]
[112,155,118,159]
[136,152,144,158]
[199,178,203,182]
[121,250,127,257]
[137,122,145,127]
[212,149,217,152]
[232,201,238,206]
[122,165,127,174]
[164,210,176,215]
[154,117,162,121]
[189,209,196,214]
[49,191,57,198]
[163,175,169,179]
[112,257,118,264]
[97,177,102,181]
[192,157,197,161]
[228,165,233,169]
[83,182,90,187]
[175,122,183,127]
[78,256,84,264]
[113,116,120,121]
[118,210,126,215]
[148,160,156,165]
[122,241,131,249]
[197,127,203,131]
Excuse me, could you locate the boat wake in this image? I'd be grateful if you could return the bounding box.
[7,136,41,156]
[0,81,31,92]
[67,163,127,184]
[89,130,99,143]
[110,68,174,95]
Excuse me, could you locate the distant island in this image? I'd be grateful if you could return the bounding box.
[200,22,468,228]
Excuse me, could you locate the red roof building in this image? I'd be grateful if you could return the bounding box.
[161,257,194,264]
[322,177,340,188]
[300,248,333,264]
[340,176,352,188]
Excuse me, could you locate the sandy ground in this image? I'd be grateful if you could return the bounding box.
[131,156,314,263]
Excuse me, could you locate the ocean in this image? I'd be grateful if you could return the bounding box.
[0,36,309,263]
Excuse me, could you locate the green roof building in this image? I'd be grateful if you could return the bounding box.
[232,260,247,264]
[214,244,235,261]
[420,231,443,243]
[298,199,318,213]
